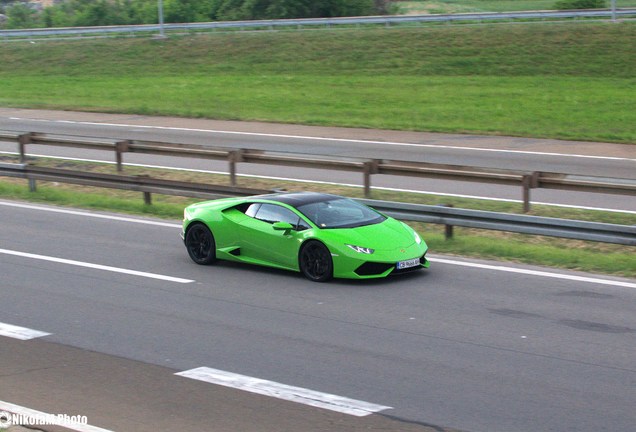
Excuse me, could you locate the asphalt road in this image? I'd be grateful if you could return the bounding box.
[1,200,635,432]
[0,109,635,212]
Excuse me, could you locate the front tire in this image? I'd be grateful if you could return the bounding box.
[185,223,216,265]
[299,241,333,282]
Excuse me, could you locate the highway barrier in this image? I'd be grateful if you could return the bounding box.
[0,162,634,246]
[4,130,635,213]
[1,9,635,39]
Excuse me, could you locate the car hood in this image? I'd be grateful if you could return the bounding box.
[321,218,416,251]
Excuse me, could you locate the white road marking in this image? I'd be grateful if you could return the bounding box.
[1,151,634,215]
[0,248,194,284]
[5,116,635,162]
[0,400,113,432]
[0,199,181,228]
[429,256,636,289]
[0,322,50,340]
[176,367,392,417]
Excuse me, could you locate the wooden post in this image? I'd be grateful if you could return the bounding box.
[18,133,31,163]
[522,175,531,213]
[363,160,380,198]
[522,173,539,213]
[228,150,244,186]
[115,140,130,172]
[444,204,454,240]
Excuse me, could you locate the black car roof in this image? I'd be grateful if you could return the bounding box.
[257,192,340,207]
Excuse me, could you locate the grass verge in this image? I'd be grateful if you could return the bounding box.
[1,156,634,278]
[1,22,635,143]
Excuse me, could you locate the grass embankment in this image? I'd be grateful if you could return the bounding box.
[0,156,634,278]
[395,0,636,14]
[1,22,635,143]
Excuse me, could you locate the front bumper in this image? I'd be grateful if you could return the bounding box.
[354,255,429,277]
[331,242,429,279]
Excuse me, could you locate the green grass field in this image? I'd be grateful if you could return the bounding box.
[1,22,634,143]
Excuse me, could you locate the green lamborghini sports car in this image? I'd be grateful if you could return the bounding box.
[181,192,429,282]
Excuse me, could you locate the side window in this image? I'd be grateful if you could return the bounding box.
[244,203,261,218]
[254,204,309,231]
[296,218,311,231]
[254,204,296,224]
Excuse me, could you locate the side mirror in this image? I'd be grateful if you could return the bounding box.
[272,221,293,234]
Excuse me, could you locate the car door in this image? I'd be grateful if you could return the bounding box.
[238,203,310,269]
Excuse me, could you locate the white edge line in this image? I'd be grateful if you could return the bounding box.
[0,248,193,284]
[1,150,634,215]
[5,116,635,162]
[0,198,181,228]
[428,256,636,289]
[0,400,114,432]
[0,322,50,340]
[176,367,392,417]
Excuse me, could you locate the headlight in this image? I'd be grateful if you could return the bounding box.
[346,244,375,254]
[401,221,421,245]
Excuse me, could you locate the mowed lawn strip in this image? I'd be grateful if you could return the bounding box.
[1,22,634,142]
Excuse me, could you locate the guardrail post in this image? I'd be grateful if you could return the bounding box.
[228,150,244,186]
[522,173,539,213]
[115,140,130,172]
[522,175,531,213]
[363,160,380,198]
[18,133,32,163]
[441,204,454,239]
[136,174,152,204]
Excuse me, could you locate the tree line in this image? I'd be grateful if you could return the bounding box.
[0,0,396,29]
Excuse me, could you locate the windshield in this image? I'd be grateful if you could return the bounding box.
[297,198,386,229]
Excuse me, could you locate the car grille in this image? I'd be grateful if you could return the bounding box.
[354,262,395,276]
[355,255,427,277]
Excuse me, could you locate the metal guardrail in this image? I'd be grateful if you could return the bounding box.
[1,9,635,39]
[6,131,635,213]
[0,163,273,203]
[0,162,634,246]
[360,198,636,246]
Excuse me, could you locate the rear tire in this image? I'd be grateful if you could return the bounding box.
[299,241,333,282]
[185,223,216,265]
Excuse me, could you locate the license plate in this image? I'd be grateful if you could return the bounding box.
[396,258,420,270]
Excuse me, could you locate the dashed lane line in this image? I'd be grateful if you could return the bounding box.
[0,322,50,340]
[176,367,392,417]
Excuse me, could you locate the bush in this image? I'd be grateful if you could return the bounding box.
[553,0,607,10]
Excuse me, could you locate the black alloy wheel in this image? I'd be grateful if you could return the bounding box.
[185,224,216,265]
[299,241,333,282]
